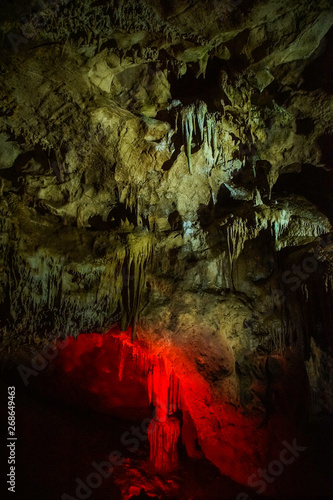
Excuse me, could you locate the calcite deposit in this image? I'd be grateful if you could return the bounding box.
[0,0,332,497]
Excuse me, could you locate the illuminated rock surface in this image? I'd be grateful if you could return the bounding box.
[0,0,332,498]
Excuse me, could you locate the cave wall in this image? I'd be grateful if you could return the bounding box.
[0,0,333,467]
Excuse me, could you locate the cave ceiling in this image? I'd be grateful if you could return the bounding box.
[0,0,332,415]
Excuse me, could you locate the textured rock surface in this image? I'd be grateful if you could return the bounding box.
[0,0,332,487]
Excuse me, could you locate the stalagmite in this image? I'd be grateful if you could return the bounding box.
[116,336,182,471]
[148,417,181,471]
[147,358,181,471]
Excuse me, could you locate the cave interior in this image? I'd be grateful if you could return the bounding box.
[0,0,333,499]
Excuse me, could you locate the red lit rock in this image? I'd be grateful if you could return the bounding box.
[148,417,181,471]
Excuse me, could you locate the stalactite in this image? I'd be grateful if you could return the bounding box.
[196,100,207,141]
[98,245,126,312]
[168,371,180,415]
[198,53,209,78]
[212,118,218,158]
[215,251,230,289]
[120,232,155,340]
[206,113,218,159]
[301,283,309,302]
[267,170,278,201]
[254,189,263,206]
[180,102,221,172]
[270,321,287,353]
[227,217,267,272]
[225,212,272,277]
[1,223,156,340]
[224,204,329,274]
[297,219,327,239]
[226,217,250,274]
[181,104,196,174]
[325,274,333,293]
[271,209,290,246]
[148,356,169,421]
[271,209,328,251]
[115,334,182,471]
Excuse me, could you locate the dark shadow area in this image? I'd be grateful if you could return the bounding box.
[197,199,215,229]
[301,26,333,94]
[0,145,54,186]
[168,56,226,111]
[168,210,183,231]
[107,202,137,229]
[214,183,244,217]
[0,370,125,500]
[89,203,151,232]
[1,355,332,499]
[88,214,112,231]
[251,39,271,63]
[250,80,280,107]
[296,117,315,135]
[224,28,251,73]
[317,134,333,169]
[272,164,333,220]
[197,184,246,233]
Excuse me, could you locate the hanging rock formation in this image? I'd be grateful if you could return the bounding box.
[0,0,333,496]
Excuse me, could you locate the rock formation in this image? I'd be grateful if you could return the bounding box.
[0,0,332,497]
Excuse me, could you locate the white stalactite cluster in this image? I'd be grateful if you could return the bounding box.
[226,215,266,272]
[271,209,289,242]
[181,101,221,173]
[181,104,195,174]
[120,231,155,338]
[224,204,330,270]
[226,218,248,272]
[1,229,154,341]
[269,320,287,353]
[272,212,329,251]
